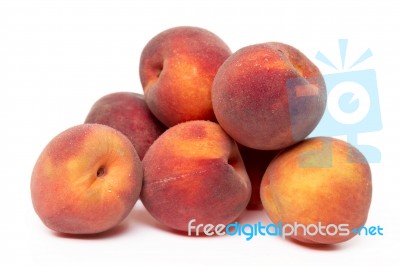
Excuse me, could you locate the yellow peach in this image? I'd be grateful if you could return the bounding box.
[260,137,372,244]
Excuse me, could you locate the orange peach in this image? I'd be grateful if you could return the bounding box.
[238,144,279,210]
[31,124,143,234]
[85,92,166,160]
[139,26,231,127]
[212,42,326,150]
[141,120,251,232]
[260,137,372,244]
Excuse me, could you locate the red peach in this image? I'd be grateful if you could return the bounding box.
[212,42,326,150]
[85,92,166,160]
[31,124,143,234]
[139,26,231,127]
[141,120,251,232]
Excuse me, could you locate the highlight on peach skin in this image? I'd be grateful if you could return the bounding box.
[31,124,143,234]
[139,26,232,127]
[212,42,327,150]
[260,137,372,244]
[85,92,166,160]
[141,120,251,232]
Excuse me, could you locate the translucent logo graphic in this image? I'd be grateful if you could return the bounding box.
[187,219,383,241]
[288,39,382,164]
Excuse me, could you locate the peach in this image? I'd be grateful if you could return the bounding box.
[85,92,166,160]
[141,120,251,232]
[31,124,143,234]
[139,26,232,127]
[238,144,279,210]
[212,42,326,150]
[260,137,372,244]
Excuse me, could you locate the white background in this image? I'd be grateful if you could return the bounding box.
[1,0,398,265]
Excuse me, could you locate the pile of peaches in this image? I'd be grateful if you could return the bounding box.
[31,26,372,245]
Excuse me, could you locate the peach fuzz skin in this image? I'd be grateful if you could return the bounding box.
[141,120,251,232]
[260,137,372,244]
[139,26,232,127]
[31,124,143,234]
[212,42,326,150]
[85,92,166,160]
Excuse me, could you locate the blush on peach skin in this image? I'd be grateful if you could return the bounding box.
[85,92,166,160]
[212,42,326,150]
